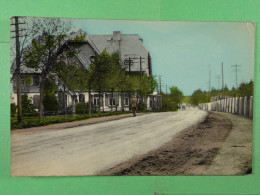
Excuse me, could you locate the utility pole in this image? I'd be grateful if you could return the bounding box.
[208,65,211,92]
[221,62,224,90]
[11,16,26,123]
[159,75,162,94]
[216,75,220,90]
[166,84,167,95]
[231,64,241,89]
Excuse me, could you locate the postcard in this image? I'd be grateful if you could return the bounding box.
[10,17,254,176]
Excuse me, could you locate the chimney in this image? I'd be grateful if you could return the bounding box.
[113,31,121,41]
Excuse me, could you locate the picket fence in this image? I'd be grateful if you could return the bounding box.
[199,96,253,118]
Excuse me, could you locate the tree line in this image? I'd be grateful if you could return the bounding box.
[190,81,254,105]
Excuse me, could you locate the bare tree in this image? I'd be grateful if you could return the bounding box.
[23,17,84,117]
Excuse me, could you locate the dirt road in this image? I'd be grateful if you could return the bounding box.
[11,109,207,176]
[102,112,232,175]
[102,112,252,176]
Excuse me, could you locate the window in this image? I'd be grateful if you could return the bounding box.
[93,96,99,106]
[90,56,95,63]
[109,98,116,106]
[124,98,129,106]
[79,94,85,102]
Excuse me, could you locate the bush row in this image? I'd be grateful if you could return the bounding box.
[11,111,128,130]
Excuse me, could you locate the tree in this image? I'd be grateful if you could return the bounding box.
[151,76,158,92]
[90,50,123,112]
[25,17,85,117]
[42,78,58,115]
[170,86,184,104]
[190,89,210,105]
[161,93,178,112]
[237,81,254,97]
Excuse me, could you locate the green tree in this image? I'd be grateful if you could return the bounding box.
[190,89,210,105]
[161,93,178,112]
[170,86,184,104]
[237,81,254,97]
[90,50,123,112]
[43,78,58,115]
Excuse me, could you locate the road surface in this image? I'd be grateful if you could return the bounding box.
[11,109,207,176]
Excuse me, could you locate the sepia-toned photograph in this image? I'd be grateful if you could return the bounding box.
[10,17,254,176]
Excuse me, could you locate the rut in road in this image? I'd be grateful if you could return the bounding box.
[11,109,207,176]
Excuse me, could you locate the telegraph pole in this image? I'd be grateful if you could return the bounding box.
[11,16,26,123]
[208,65,211,92]
[216,75,220,90]
[231,64,241,89]
[221,62,224,90]
[159,75,161,94]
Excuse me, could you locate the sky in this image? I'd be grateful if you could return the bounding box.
[17,18,255,96]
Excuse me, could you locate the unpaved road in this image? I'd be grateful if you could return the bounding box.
[102,112,232,176]
[102,112,252,176]
[11,109,206,176]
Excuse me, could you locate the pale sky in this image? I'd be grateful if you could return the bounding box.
[19,18,256,96]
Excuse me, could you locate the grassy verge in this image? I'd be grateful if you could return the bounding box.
[11,112,130,130]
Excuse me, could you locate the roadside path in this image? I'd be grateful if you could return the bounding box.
[203,112,252,175]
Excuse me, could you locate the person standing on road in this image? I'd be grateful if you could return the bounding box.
[130,95,138,116]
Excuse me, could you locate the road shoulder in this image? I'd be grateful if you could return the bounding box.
[203,112,252,175]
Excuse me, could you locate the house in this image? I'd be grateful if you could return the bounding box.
[10,29,161,113]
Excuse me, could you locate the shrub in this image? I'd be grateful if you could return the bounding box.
[137,102,147,112]
[76,102,89,114]
[43,94,58,115]
[161,94,178,112]
[22,95,37,117]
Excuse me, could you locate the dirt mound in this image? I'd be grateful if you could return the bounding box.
[100,112,232,175]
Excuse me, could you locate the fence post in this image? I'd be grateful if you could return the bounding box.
[239,97,244,115]
[244,96,249,117]
[249,96,253,118]
[232,98,235,113]
[230,98,232,113]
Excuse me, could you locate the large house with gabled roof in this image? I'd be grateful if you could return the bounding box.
[10,29,161,113]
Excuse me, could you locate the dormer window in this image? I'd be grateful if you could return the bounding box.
[90,56,95,63]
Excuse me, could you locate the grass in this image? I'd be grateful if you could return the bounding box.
[11,112,130,130]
